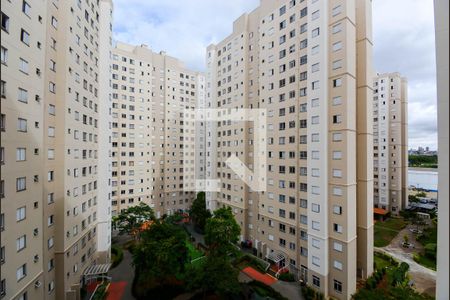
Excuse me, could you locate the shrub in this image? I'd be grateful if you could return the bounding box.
[111,245,124,268]
[301,285,324,300]
[424,243,437,259]
[278,272,295,282]
[248,280,288,300]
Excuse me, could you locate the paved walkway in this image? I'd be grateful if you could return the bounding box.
[108,235,135,300]
[271,281,304,300]
[376,224,437,297]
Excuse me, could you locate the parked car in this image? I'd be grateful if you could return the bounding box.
[401,242,415,248]
[409,228,423,234]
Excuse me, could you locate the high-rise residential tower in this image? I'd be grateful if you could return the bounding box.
[205,0,374,299]
[1,0,113,299]
[110,42,205,218]
[372,72,408,214]
[434,0,449,299]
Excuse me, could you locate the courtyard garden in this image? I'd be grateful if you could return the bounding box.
[352,252,434,300]
[374,217,407,247]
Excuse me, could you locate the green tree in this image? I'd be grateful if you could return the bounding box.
[189,192,211,231]
[205,207,241,256]
[185,255,240,298]
[112,203,155,240]
[185,206,241,298]
[133,221,188,285]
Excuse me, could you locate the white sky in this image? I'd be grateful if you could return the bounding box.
[113,0,438,150]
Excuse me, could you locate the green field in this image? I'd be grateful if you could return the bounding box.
[374,218,407,247]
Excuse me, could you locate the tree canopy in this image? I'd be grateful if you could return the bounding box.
[189,192,211,231]
[132,221,188,285]
[112,202,155,238]
[204,206,241,257]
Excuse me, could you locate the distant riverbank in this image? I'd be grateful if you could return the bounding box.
[409,167,438,172]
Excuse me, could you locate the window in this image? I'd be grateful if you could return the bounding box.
[333,78,342,87]
[334,260,343,270]
[312,221,320,230]
[312,63,319,72]
[300,199,307,208]
[333,242,343,252]
[1,12,9,32]
[16,177,26,191]
[332,60,342,70]
[22,1,31,16]
[48,149,55,160]
[333,187,343,196]
[332,5,342,16]
[48,215,54,226]
[16,207,26,221]
[332,151,342,160]
[312,275,320,287]
[16,264,27,281]
[1,46,7,64]
[332,23,342,34]
[332,41,342,52]
[16,148,26,161]
[312,256,320,267]
[332,133,342,142]
[51,16,57,28]
[312,45,319,55]
[20,29,30,45]
[18,88,28,103]
[0,246,4,264]
[48,237,54,249]
[312,28,320,38]
[333,205,342,215]
[47,193,54,204]
[312,238,320,249]
[334,223,343,233]
[19,58,29,74]
[311,203,320,213]
[17,235,26,251]
[17,118,27,132]
[333,169,342,178]
[1,81,5,97]
[48,104,55,115]
[48,126,55,137]
[334,280,343,293]
[49,82,56,93]
[0,147,3,164]
[47,171,54,182]
[312,10,320,20]
[332,96,342,106]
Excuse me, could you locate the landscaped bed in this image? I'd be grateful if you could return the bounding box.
[374,217,407,247]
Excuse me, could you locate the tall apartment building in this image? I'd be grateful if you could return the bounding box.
[434,0,449,299]
[205,0,374,298]
[110,42,205,218]
[1,0,113,299]
[372,73,408,214]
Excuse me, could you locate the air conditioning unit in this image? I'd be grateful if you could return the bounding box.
[35,281,42,288]
[34,255,39,262]
[33,228,39,236]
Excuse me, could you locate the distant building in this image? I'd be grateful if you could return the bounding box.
[373,73,408,214]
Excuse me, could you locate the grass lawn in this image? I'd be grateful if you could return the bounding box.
[413,254,437,271]
[186,240,204,261]
[374,252,397,270]
[374,218,407,247]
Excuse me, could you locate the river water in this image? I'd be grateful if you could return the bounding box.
[408,169,438,191]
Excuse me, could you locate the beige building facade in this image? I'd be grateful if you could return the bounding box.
[373,72,408,214]
[1,0,113,299]
[205,0,374,299]
[434,0,449,299]
[110,42,204,218]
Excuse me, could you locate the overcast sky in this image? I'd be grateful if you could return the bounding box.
[113,0,438,150]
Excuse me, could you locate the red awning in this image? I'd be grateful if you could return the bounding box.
[373,208,388,215]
